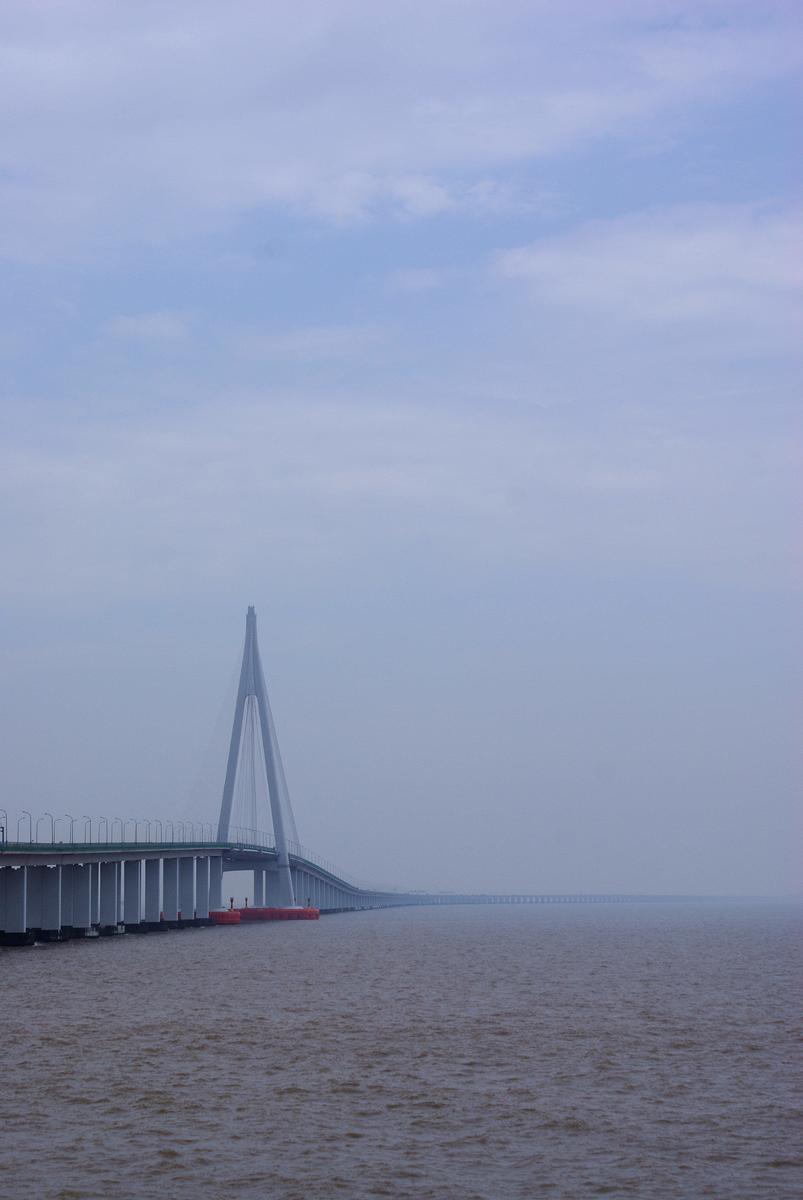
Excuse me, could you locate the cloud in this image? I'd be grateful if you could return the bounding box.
[0,388,797,606]
[0,2,801,255]
[497,204,803,338]
[106,310,192,342]
[232,324,386,360]
[387,267,452,293]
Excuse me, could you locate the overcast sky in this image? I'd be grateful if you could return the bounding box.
[1,1,800,894]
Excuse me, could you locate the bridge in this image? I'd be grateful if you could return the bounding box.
[1,606,661,945]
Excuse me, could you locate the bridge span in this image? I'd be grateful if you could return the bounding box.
[0,606,671,947]
[0,827,661,945]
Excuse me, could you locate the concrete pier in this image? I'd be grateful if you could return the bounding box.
[144,859,160,924]
[163,857,178,922]
[179,857,194,920]
[99,861,119,928]
[123,860,141,926]
[196,857,210,919]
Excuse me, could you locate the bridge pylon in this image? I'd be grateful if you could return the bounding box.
[218,606,296,907]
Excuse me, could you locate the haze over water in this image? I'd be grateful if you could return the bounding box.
[2,902,800,1200]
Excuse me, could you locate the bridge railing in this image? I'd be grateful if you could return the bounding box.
[0,811,395,895]
[0,811,224,848]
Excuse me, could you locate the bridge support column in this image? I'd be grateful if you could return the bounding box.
[90,862,100,924]
[209,856,222,910]
[144,859,160,923]
[163,857,178,920]
[4,867,27,933]
[72,864,92,930]
[179,857,194,920]
[26,865,44,929]
[99,861,119,928]
[265,866,280,906]
[61,865,75,927]
[123,860,141,925]
[196,857,210,919]
[41,866,62,931]
[253,869,265,907]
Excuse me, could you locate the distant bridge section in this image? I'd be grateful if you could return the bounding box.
[0,824,673,945]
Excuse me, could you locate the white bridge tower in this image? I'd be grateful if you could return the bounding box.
[217,606,297,907]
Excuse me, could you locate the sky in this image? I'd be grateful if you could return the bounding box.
[0,1,800,895]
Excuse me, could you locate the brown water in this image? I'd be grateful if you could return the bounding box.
[1,902,800,1200]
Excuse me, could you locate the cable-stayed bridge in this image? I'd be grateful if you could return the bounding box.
[1,607,662,946]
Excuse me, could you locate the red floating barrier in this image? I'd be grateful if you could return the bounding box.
[227,906,320,923]
[263,907,320,921]
[210,909,241,924]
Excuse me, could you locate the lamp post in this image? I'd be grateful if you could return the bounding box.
[36,812,55,843]
[81,815,92,842]
[18,811,32,842]
[61,813,75,843]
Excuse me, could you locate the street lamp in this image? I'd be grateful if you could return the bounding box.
[81,815,92,842]
[18,811,32,842]
[61,813,75,843]
[36,812,55,843]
